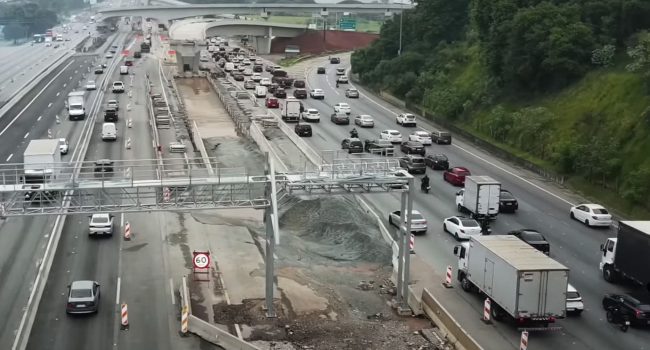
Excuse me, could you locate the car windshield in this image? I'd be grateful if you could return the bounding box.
[390,131,400,136]
[566,291,581,299]
[593,208,609,214]
[339,104,349,108]
[411,158,425,164]
[377,141,392,147]
[461,219,479,227]
[308,110,318,114]
[59,140,66,145]
[521,231,545,241]
[410,213,424,220]
[416,132,429,136]
[93,216,109,223]
[404,114,415,119]
[434,155,447,160]
[456,170,470,175]
[500,191,514,199]
[70,288,92,298]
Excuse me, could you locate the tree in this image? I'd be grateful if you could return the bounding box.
[3,23,26,42]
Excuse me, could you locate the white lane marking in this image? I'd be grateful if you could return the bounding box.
[37,116,42,121]
[23,132,29,139]
[0,60,74,137]
[169,278,175,305]
[63,83,66,88]
[47,103,52,108]
[56,92,60,97]
[6,153,13,162]
[69,76,72,80]
[344,65,575,207]
[115,277,121,305]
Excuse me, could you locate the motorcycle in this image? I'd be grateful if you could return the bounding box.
[606,307,631,332]
[479,219,492,235]
[350,130,359,138]
[421,183,431,193]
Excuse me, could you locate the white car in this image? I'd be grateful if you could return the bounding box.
[85,80,96,90]
[59,138,69,155]
[396,113,417,127]
[242,58,251,65]
[388,210,428,234]
[380,129,403,143]
[89,213,114,236]
[112,81,124,93]
[251,73,262,82]
[566,283,584,316]
[310,88,325,99]
[409,131,432,145]
[243,68,253,76]
[105,52,113,58]
[302,108,321,123]
[334,102,351,115]
[259,78,271,86]
[354,115,374,128]
[443,216,482,240]
[569,203,612,227]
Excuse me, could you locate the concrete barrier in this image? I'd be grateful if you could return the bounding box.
[420,288,484,350]
[249,122,289,173]
[274,117,322,166]
[188,315,260,350]
[190,120,214,175]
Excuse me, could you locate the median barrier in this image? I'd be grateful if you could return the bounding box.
[249,122,289,173]
[275,119,322,166]
[420,288,484,350]
[190,120,214,175]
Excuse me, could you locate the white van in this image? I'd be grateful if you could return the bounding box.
[224,62,234,72]
[101,123,117,141]
[120,65,128,75]
[254,85,267,98]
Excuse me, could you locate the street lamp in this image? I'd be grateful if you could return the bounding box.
[398,0,404,56]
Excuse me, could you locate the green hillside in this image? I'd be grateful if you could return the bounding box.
[352,0,650,217]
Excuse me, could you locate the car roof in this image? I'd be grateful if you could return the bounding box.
[413,131,429,135]
[92,213,110,218]
[582,203,606,209]
[71,280,95,289]
[383,129,400,133]
[452,166,469,171]
[567,283,577,293]
[358,114,372,118]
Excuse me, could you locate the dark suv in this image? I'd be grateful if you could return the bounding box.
[104,107,118,122]
[317,67,326,74]
[330,57,341,64]
[274,88,287,98]
[400,141,425,155]
[293,89,307,99]
[602,293,650,326]
[499,189,519,213]
[341,138,363,153]
[294,80,306,88]
[432,130,452,144]
[425,154,449,170]
[294,124,312,137]
[398,155,427,174]
[94,159,114,175]
[364,139,394,155]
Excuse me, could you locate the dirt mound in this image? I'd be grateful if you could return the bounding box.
[271,30,379,54]
[278,196,391,264]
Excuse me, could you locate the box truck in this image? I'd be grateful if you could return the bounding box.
[67,91,86,120]
[281,97,301,122]
[600,221,650,291]
[455,175,500,220]
[23,139,61,183]
[454,235,569,330]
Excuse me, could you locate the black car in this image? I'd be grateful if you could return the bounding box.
[134,51,142,58]
[294,124,312,137]
[330,113,350,125]
[269,83,280,94]
[507,229,550,255]
[499,189,519,213]
[341,138,363,153]
[317,67,326,74]
[233,73,245,81]
[94,67,104,74]
[432,130,452,144]
[294,80,306,88]
[274,88,287,98]
[293,89,307,99]
[104,107,118,122]
[400,141,425,156]
[330,57,341,64]
[398,155,427,174]
[364,139,394,155]
[425,154,449,170]
[602,293,650,326]
[253,64,263,72]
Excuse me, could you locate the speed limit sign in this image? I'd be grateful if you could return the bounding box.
[192,251,210,269]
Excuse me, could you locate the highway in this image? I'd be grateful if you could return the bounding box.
[222,54,649,349]
[26,24,202,350]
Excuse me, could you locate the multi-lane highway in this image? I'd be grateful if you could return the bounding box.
[218,53,649,349]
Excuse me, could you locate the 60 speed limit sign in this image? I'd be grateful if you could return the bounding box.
[192,252,210,269]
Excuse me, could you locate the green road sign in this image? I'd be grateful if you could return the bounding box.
[339,17,357,30]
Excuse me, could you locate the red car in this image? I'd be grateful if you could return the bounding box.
[125,60,133,66]
[443,167,470,186]
[265,97,279,108]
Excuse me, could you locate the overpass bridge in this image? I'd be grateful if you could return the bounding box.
[203,20,307,54]
[97,3,414,23]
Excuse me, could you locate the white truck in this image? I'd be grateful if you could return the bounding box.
[600,221,650,290]
[67,91,86,120]
[454,235,569,330]
[455,175,500,220]
[281,97,301,122]
[23,139,61,183]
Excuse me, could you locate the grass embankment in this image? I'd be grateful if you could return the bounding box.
[431,49,650,218]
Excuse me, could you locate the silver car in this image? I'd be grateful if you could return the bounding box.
[388,210,428,234]
[354,115,374,128]
[89,213,114,236]
[66,280,100,314]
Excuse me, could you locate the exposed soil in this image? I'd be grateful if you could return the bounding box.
[210,196,435,349]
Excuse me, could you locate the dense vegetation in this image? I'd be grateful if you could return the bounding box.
[184,0,315,3]
[352,0,650,215]
[0,0,87,40]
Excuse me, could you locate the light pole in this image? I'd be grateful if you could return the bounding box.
[397,0,404,56]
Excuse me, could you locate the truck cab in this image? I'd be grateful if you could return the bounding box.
[599,237,617,279]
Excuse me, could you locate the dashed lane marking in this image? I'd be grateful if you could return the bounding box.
[23,132,29,139]
[6,153,13,162]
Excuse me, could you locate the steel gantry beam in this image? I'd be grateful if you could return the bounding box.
[0,153,415,314]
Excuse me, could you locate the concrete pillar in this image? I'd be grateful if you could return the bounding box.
[254,29,272,55]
